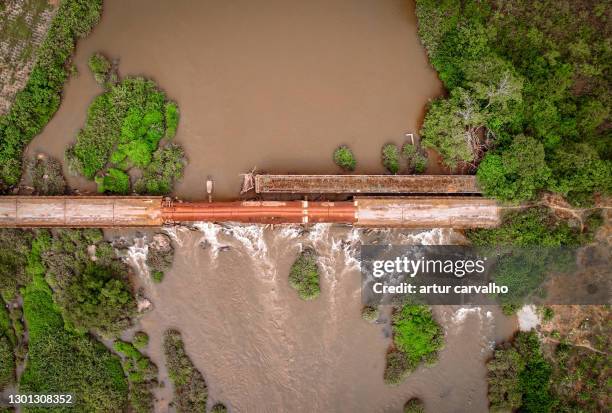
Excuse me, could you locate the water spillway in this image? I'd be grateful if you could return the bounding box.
[0,196,500,228]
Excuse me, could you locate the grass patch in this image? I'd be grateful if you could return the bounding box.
[66,73,186,194]
[333,145,356,171]
[163,329,208,413]
[288,249,320,300]
[0,0,103,188]
[384,305,443,384]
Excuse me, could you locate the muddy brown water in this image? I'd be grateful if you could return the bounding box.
[113,225,516,413]
[24,1,516,411]
[25,0,444,199]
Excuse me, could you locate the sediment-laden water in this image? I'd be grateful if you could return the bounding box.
[118,225,516,413]
[26,0,443,199]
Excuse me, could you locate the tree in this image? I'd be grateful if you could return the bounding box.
[477,135,551,202]
[333,145,356,171]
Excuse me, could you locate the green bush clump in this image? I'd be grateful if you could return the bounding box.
[361,306,379,322]
[0,0,103,189]
[134,143,186,195]
[415,0,611,205]
[165,102,179,138]
[382,144,400,174]
[88,53,111,85]
[95,168,130,194]
[20,244,128,412]
[38,229,136,337]
[288,249,320,300]
[487,331,556,412]
[163,329,208,413]
[333,145,356,171]
[146,233,174,283]
[401,143,428,173]
[113,340,157,413]
[133,332,149,350]
[384,305,443,384]
[404,398,425,413]
[66,75,186,194]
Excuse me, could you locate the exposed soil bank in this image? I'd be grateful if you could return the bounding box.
[25,0,443,199]
[122,226,515,413]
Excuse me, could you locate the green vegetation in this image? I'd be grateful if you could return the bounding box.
[401,143,428,173]
[381,143,400,174]
[288,249,321,300]
[133,331,149,350]
[88,53,112,85]
[488,331,555,412]
[404,398,425,413]
[113,340,157,413]
[165,102,179,139]
[467,208,591,312]
[0,229,33,301]
[163,329,208,413]
[0,0,103,189]
[20,234,128,412]
[384,305,443,384]
[333,145,356,171]
[66,74,186,194]
[147,233,174,283]
[24,156,66,195]
[361,306,379,322]
[38,229,136,337]
[0,302,15,390]
[415,0,611,205]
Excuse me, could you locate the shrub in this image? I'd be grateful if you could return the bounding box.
[382,144,400,174]
[147,233,174,282]
[133,332,149,350]
[95,168,130,194]
[0,0,103,188]
[88,52,111,85]
[288,249,320,300]
[361,306,379,322]
[113,340,157,413]
[151,271,164,283]
[163,330,208,413]
[24,156,66,195]
[401,143,428,173]
[134,143,186,195]
[404,398,425,413]
[333,145,356,171]
[0,230,33,301]
[384,305,443,384]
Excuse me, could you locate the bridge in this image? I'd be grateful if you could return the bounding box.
[0,194,499,228]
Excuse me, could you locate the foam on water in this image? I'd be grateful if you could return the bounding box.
[124,235,149,279]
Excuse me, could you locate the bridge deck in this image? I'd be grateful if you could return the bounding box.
[0,196,163,227]
[254,174,481,194]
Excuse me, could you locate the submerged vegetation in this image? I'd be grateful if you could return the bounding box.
[404,398,425,413]
[66,66,186,194]
[384,305,443,384]
[163,329,209,413]
[288,249,321,300]
[0,0,103,189]
[416,0,611,205]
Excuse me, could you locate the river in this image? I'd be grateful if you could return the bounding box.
[26,1,516,411]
